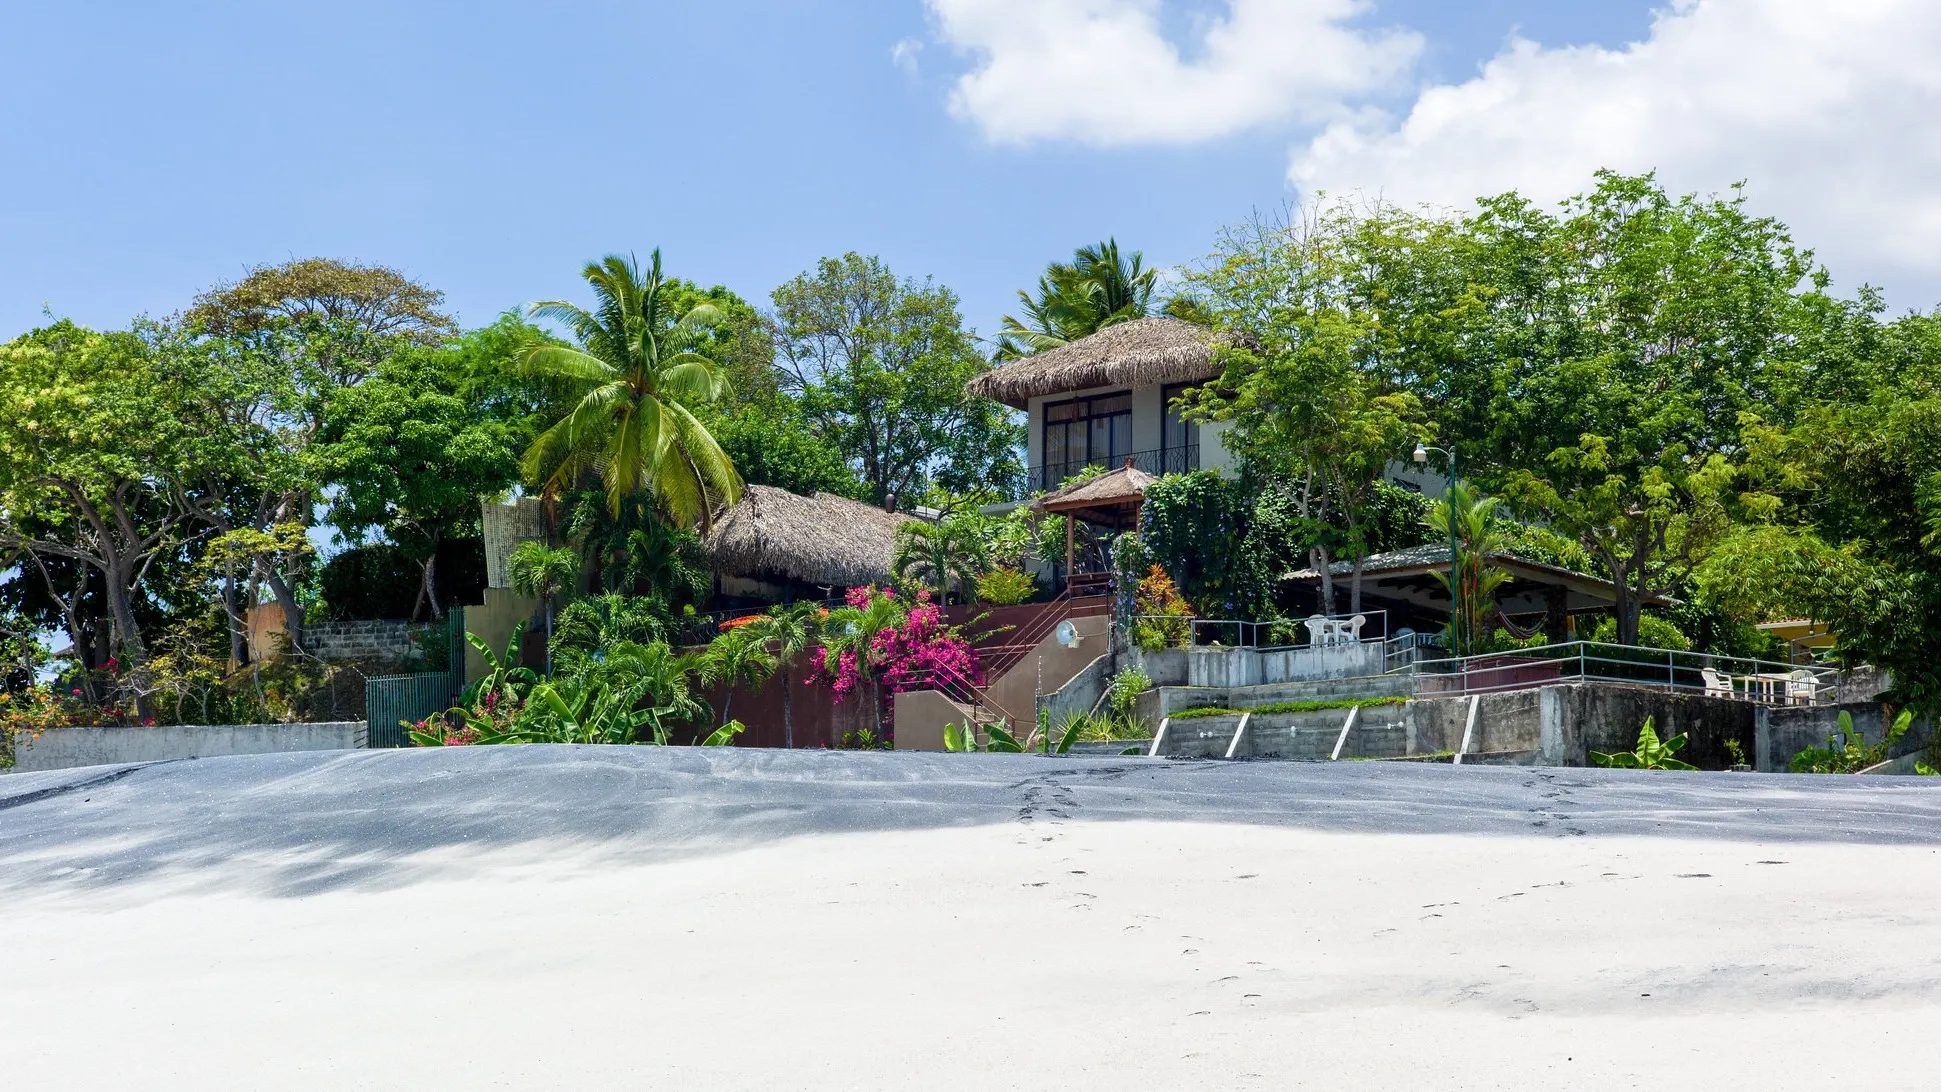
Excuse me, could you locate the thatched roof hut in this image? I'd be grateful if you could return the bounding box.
[1032,460,1157,520]
[965,317,1222,409]
[705,485,912,590]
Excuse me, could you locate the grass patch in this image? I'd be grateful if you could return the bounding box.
[1170,695,1408,720]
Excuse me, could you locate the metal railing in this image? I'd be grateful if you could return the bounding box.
[1130,610,1393,651]
[1030,446,1198,493]
[1394,640,1840,706]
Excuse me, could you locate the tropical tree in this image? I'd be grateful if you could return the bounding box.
[996,239,1158,360]
[508,542,580,672]
[706,623,778,731]
[1424,482,1515,655]
[750,601,822,748]
[892,518,987,601]
[519,251,743,525]
[312,351,523,621]
[770,252,1023,503]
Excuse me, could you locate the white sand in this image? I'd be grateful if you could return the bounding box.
[7,817,1940,1089]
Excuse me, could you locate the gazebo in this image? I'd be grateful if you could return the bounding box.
[704,485,913,602]
[1031,458,1156,593]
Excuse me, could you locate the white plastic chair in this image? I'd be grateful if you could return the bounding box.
[1700,668,1733,699]
[1304,614,1332,646]
[1786,670,1818,706]
[1341,615,1367,644]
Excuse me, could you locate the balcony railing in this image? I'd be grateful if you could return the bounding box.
[1030,445,1198,494]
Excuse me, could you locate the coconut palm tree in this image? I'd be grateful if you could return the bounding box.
[508,541,580,673]
[750,601,823,748]
[892,519,988,601]
[996,239,1159,360]
[520,250,743,526]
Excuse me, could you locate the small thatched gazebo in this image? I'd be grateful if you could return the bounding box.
[965,317,1221,410]
[705,485,912,600]
[1031,459,1157,593]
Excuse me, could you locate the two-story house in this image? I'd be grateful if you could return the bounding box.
[966,317,1238,494]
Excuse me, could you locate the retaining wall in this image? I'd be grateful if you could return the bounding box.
[1131,642,1387,689]
[12,721,366,773]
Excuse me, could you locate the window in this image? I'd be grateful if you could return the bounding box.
[1162,383,1198,472]
[1041,392,1132,479]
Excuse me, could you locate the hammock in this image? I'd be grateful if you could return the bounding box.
[1497,608,1546,642]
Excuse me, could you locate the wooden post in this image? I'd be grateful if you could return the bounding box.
[1545,585,1569,645]
[1065,513,1076,592]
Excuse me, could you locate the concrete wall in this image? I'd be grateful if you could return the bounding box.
[462,587,545,685]
[13,722,366,773]
[1129,642,1386,690]
[891,690,978,752]
[1035,653,1113,729]
[481,498,548,589]
[1752,702,1922,772]
[980,613,1111,727]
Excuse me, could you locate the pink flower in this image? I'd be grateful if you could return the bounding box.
[70,688,80,696]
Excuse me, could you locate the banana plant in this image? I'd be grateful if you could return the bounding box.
[943,714,1080,754]
[1591,717,1696,770]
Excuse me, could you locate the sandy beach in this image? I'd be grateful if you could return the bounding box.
[4,748,1939,1089]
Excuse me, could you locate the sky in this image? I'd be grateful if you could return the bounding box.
[6,1,1941,346]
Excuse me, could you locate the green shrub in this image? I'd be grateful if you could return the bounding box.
[1592,717,1696,770]
[1790,709,1911,773]
[975,566,1038,605]
[1105,667,1151,718]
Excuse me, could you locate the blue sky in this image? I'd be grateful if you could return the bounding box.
[8,1,1935,343]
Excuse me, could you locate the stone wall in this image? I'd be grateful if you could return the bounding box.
[246,609,421,665]
[12,722,366,773]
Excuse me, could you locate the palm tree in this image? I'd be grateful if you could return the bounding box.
[520,250,743,526]
[750,601,823,748]
[508,542,580,673]
[892,519,987,602]
[996,239,1158,360]
[705,623,778,733]
[1423,482,1515,656]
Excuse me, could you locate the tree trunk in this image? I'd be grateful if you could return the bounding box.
[1311,545,1335,615]
[223,569,245,667]
[781,667,794,749]
[263,567,304,654]
[419,540,444,622]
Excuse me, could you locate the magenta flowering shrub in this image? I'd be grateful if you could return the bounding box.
[873,591,983,695]
[808,586,983,703]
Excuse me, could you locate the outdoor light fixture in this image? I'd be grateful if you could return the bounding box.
[1412,442,1428,465]
[1054,619,1082,649]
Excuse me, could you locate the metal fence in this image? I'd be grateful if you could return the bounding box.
[1029,446,1199,494]
[1132,610,1394,651]
[363,608,467,748]
[1397,639,1840,706]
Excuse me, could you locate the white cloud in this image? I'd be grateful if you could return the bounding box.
[892,37,924,73]
[928,0,1421,146]
[1290,0,1941,298]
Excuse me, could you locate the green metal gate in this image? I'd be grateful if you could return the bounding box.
[364,609,467,749]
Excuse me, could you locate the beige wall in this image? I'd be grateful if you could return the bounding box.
[1025,383,1234,479]
[463,587,544,684]
[892,690,978,751]
[980,613,1111,729]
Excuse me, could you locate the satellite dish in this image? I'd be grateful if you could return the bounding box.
[1055,620,1082,648]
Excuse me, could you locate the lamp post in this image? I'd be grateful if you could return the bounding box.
[1413,443,1461,648]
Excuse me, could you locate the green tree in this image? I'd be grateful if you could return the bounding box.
[1456,173,1808,645]
[1423,483,1515,655]
[705,623,778,731]
[892,518,986,601]
[508,542,580,673]
[0,322,217,683]
[771,253,1023,504]
[520,251,743,525]
[312,351,523,620]
[996,238,1157,360]
[750,601,823,748]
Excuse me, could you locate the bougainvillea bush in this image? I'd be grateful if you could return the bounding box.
[808,586,984,744]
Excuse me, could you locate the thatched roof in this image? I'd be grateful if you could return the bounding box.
[705,486,912,588]
[1033,461,1158,513]
[966,317,1222,409]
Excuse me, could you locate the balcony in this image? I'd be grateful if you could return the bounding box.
[1029,446,1198,494]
